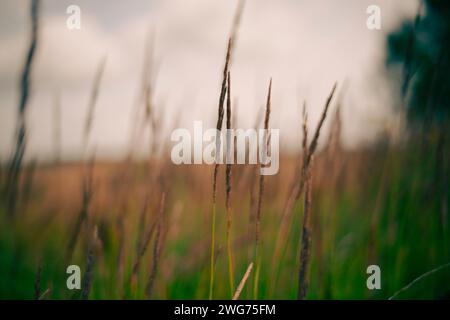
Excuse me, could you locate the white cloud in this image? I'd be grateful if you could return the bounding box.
[0,0,419,162]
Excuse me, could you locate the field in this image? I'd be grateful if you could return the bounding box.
[1,0,449,300]
[1,133,449,299]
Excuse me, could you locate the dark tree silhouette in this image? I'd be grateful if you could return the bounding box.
[386,0,450,127]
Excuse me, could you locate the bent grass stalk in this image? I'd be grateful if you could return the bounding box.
[233,262,253,300]
[38,288,51,300]
[389,262,450,300]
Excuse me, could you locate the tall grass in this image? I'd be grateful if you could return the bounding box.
[128,209,157,292]
[253,78,272,299]
[83,56,107,151]
[1,0,449,303]
[209,0,245,300]
[145,192,166,298]
[5,0,39,217]
[81,225,99,300]
[65,156,95,262]
[297,158,313,299]
[209,37,229,298]
[225,71,235,297]
[271,83,337,291]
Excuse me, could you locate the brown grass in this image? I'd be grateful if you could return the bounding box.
[233,262,253,300]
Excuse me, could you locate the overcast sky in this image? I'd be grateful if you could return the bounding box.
[0,0,419,163]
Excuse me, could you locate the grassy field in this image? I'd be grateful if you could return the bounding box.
[1,0,449,301]
[1,132,449,299]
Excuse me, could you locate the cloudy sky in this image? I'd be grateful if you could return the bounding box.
[0,0,419,163]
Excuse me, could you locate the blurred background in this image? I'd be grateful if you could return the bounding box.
[0,0,421,161]
[0,0,449,300]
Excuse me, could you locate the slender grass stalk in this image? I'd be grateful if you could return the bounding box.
[306,83,337,167]
[210,37,230,300]
[209,203,217,300]
[126,193,159,296]
[116,213,125,296]
[209,1,245,299]
[5,0,39,217]
[128,216,157,293]
[83,56,106,150]
[225,71,235,297]
[53,90,61,164]
[136,194,150,256]
[67,59,103,263]
[301,102,309,168]
[389,262,450,300]
[293,84,336,212]
[38,288,51,300]
[245,106,264,296]
[271,84,337,292]
[81,225,98,300]
[297,159,313,299]
[81,247,94,300]
[34,261,42,300]
[233,262,253,300]
[128,28,154,158]
[253,78,272,299]
[145,192,166,298]
[229,0,245,51]
[246,165,258,297]
[65,155,95,262]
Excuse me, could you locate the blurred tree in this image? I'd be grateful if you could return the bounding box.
[386,0,449,246]
[386,0,450,128]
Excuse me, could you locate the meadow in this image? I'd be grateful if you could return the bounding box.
[1,0,449,300]
[1,130,449,299]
